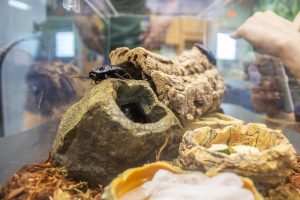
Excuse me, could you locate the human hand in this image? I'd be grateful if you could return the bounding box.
[140,16,172,50]
[232,11,300,79]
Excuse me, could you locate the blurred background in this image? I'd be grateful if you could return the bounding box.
[0,0,300,137]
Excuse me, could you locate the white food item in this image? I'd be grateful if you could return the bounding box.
[231,145,260,154]
[119,170,255,200]
[208,144,228,151]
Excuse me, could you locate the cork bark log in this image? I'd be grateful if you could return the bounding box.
[109,46,226,125]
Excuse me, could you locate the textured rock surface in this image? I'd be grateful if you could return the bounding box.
[178,123,297,192]
[109,46,226,124]
[51,79,182,185]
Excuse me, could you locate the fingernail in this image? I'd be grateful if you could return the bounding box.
[230,32,239,39]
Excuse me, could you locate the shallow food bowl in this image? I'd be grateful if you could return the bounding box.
[178,123,297,190]
[102,161,263,200]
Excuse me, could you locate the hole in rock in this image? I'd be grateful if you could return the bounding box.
[194,100,203,108]
[120,102,148,123]
[116,84,167,124]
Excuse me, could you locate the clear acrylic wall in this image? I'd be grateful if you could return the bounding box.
[0,0,299,145]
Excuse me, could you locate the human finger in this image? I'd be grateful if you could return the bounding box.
[139,29,149,41]
[236,22,270,50]
[142,34,156,50]
[231,12,261,38]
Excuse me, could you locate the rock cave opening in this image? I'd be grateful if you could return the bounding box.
[116,84,167,124]
[119,102,148,123]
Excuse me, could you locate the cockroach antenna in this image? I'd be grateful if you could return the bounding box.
[72,76,90,80]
